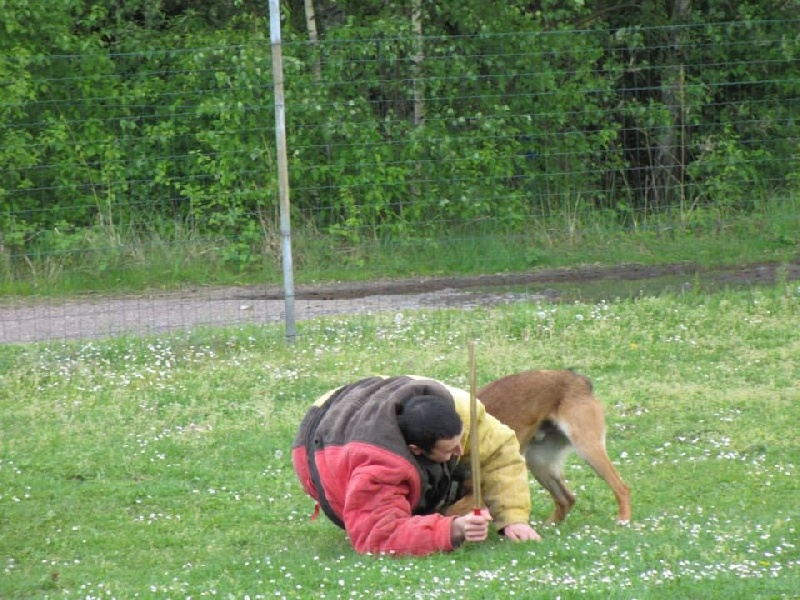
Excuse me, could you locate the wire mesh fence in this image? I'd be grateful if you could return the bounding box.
[1,17,798,343]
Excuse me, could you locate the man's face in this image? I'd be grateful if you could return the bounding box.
[421,431,464,463]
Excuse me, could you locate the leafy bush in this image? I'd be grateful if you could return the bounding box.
[0,1,797,277]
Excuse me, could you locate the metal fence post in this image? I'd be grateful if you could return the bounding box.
[269,0,297,343]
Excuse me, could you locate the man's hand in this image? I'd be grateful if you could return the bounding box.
[451,509,493,546]
[502,522,541,541]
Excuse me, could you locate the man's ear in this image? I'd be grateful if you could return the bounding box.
[408,444,424,456]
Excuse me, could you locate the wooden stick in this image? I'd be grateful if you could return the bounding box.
[468,341,482,514]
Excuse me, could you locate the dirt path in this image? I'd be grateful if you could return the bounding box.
[247,260,798,299]
[1,260,797,344]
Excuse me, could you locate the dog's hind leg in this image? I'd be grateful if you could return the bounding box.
[524,428,575,523]
[558,399,631,523]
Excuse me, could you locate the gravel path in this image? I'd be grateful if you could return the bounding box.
[1,260,796,344]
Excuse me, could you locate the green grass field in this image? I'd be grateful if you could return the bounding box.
[1,282,799,598]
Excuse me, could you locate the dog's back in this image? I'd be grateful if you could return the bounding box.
[478,369,594,447]
[478,369,631,523]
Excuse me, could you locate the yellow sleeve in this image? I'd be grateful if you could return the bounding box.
[442,383,532,530]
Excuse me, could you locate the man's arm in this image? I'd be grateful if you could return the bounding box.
[447,386,539,535]
[341,444,456,556]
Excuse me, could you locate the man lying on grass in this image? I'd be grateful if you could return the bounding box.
[291,375,540,556]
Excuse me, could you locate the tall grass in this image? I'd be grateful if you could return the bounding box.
[1,281,798,598]
[1,198,798,297]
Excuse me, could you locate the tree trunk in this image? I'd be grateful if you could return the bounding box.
[654,0,690,210]
[304,0,322,83]
[411,0,425,126]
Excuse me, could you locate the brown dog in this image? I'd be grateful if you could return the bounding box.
[453,370,631,524]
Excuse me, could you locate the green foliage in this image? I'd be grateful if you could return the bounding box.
[0,1,798,283]
[1,5,279,268]
[687,125,772,210]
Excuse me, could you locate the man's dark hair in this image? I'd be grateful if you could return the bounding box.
[397,394,462,452]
